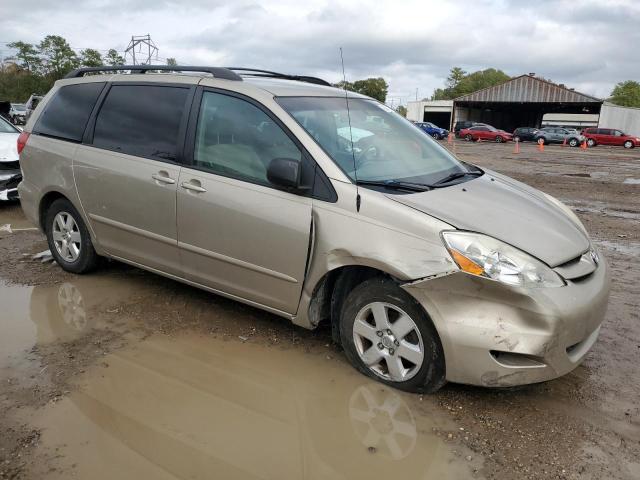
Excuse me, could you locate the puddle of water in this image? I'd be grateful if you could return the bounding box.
[30,335,476,479]
[594,239,640,257]
[1,274,480,479]
[623,178,640,185]
[0,277,141,371]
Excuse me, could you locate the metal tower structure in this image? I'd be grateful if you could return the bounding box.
[124,35,159,65]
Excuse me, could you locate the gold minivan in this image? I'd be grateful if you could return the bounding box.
[18,66,610,392]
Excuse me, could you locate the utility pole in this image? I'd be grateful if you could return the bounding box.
[124,34,159,65]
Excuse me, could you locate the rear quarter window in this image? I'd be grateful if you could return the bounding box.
[33,82,105,142]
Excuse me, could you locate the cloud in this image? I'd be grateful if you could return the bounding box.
[1,0,637,100]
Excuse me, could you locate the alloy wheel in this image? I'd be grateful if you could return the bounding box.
[52,212,82,262]
[352,302,424,382]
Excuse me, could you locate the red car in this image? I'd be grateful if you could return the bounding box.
[459,124,513,143]
[582,127,639,149]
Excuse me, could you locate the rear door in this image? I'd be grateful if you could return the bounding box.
[74,83,193,276]
[176,88,314,314]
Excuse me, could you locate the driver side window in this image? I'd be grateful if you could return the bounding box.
[194,91,302,185]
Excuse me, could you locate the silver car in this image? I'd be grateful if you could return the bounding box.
[535,127,585,146]
[17,66,610,392]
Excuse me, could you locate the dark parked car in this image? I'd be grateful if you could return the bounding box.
[454,120,477,137]
[415,122,449,140]
[534,127,585,147]
[512,127,540,142]
[582,128,639,149]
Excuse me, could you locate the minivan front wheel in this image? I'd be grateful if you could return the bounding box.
[623,140,634,149]
[45,198,99,274]
[340,277,446,393]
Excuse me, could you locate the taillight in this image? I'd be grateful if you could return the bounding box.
[17,131,30,155]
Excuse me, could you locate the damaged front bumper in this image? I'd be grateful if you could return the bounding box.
[402,256,610,387]
[0,164,21,201]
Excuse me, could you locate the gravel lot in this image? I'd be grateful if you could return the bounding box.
[1,139,638,479]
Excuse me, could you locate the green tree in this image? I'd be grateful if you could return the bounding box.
[6,41,42,72]
[80,48,103,67]
[166,57,178,66]
[446,67,466,90]
[395,105,407,117]
[352,77,389,102]
[38,35,79,77]
[104,49,125,66]
[430,67,510,100]
[609,80,640,108]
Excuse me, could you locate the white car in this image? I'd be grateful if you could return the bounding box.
[0,116,21,200]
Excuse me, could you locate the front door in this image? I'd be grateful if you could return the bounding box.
[74,83,192,275]
[177,90,312,314]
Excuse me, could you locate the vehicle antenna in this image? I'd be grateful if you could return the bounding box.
[340,47,361,212]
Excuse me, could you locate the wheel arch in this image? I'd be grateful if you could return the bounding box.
[38,191,70,231]
[305,265,400,345]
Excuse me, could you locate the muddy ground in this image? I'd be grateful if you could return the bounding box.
[0,140,638,479]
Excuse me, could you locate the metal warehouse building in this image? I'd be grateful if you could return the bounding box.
[407,73,621,132]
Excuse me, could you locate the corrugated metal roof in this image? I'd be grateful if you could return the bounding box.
[455,75,602,103]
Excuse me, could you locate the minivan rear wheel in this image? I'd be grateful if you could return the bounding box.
[340,277,446,393]
[587,138,596,147]
[45,198,99,274]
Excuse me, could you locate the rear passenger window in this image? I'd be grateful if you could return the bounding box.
[34,83,104,142]
[193,91,302,185]
[93,85,189,161]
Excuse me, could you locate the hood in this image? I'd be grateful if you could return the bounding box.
[389,172,589,267]
[0,133,19,162]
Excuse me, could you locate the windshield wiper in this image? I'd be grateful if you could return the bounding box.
[432,170,483,186]
[356,179,431,192]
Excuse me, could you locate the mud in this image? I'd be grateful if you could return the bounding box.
[1,140,639,479]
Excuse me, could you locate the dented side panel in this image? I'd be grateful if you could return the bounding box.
[293,180,455,328]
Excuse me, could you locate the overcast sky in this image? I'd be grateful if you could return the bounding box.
[1,0,638,104]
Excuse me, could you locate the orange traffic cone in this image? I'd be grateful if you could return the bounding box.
[513,139,520,154]
[562,138,567,148]
[477,136,482,143]
[447,132,453,144]
[581,140,587,150]
[538,138,544,152]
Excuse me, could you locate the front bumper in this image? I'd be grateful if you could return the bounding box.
[0,169,22,201]
[403,256,610,387]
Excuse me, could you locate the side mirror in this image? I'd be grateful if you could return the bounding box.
[267,158,303,191]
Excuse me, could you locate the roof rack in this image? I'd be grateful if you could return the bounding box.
[64,65,243,81]
[227,68,332,87]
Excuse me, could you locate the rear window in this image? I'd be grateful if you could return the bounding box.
[33,83,105,142]
[92,85,189,161]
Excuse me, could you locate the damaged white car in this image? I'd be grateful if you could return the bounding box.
[0,116,21,201]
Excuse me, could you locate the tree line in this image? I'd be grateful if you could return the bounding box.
[0,35,176,102]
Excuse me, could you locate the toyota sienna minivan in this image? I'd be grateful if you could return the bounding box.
[17,66,610,393]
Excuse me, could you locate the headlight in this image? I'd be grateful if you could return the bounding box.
[441,231,565,288]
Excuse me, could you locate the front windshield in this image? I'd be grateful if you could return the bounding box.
[277,97,469,185]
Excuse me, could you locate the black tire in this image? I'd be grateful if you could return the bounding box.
[568,138,578,147]
[464,134,472,141]
[495,135,504,143]
[339,277,446,394]
[623,140,634,149]
[587,138,596,147]
[431,133,439,140]
[45,198,99,274]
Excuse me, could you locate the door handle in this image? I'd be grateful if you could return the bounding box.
[152,173,176,184]
[181,181,207,193]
